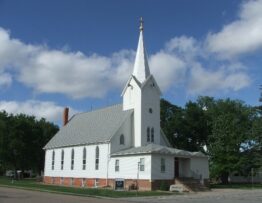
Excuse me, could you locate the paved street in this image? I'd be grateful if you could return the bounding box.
[0,187,262,203]
[0,187,123,203]
[121,188,262,203]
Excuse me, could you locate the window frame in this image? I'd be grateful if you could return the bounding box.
[120,134,125,145]
[82,147,86,170]
[51,150,55,170]
[161,158,166,173]
[140,158,145,171]
[61,149,64,170]
[71,149,74,170]
[95,146,99,170]
[147,127,150,142]
[151,127,154,143]
[115,159,119,172]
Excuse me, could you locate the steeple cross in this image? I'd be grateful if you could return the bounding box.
[139,17,144,31]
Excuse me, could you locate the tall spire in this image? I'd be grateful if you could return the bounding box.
[132,17,150,83]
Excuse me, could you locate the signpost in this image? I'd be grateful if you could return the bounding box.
[115,178,125,190]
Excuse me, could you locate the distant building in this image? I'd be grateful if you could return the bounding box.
[43,19,209,190]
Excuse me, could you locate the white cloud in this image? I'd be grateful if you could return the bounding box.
[150,51,186,90]
[188,64,251,95]
[206,0,262,58]
[0,100,78,123]
[165,36,202,59]
[0,20,253,99]
[0,73,12,87]
[163,36,251,95]
[0,27,190,98]
[0,28,135,99]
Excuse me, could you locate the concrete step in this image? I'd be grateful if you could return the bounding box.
[175,178,210,192]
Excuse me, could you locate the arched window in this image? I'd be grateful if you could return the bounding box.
[83,147,86,170]
[61,150,64,170]
[120,134,125,145]
[147,127,150,142]
[71,149,74,170]
[52,151,55,170]
[151,128,154,143]
[95,146,99,170]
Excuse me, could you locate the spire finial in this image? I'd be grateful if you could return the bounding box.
[139,17,144,31]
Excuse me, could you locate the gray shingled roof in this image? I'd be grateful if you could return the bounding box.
[111,143,207,158]
[44,104,133,149]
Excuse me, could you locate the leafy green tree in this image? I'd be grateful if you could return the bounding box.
[204,99,257,183]
[160,99,183,147]
[160,98,209,152]
[160,97,262,183]
[0,111,58,177]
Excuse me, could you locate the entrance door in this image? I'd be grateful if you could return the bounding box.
[174,157,179,178]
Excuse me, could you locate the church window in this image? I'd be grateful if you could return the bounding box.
[120,134,125,145]
[95,146,99,170]
[149,108,153,113]
[151,128,154,143]
[147,127,150,142]
[61,150,64,170]
[161,158,166,172]
[140,158,145,171]
[83,147,86,170]
[51,151,55,170]
[115,159,119,172]
[71,149,74,170]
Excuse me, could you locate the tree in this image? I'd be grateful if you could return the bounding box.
[0,111,58,177]
[160,98,209,152]
[205,99,256,183]
[160,97,262,184]
[160,99,183,148]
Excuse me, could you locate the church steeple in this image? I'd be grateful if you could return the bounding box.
[122,18,161,147]
[132,17,150,83]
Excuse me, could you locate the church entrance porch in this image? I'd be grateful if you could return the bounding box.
[174,157,191,178]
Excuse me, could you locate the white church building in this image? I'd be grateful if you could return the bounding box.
[43,19,209,191]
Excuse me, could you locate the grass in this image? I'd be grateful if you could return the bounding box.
[0,177,173,198]
[211,183,262,189]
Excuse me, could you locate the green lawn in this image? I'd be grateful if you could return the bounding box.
[211,183,262,189]
[0,177,172,198]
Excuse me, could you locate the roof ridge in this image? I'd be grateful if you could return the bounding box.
[75,103,124,116]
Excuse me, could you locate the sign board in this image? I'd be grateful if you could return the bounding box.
[115,178,125,190]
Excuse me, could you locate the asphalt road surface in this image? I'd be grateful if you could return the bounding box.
[0,187,262,203]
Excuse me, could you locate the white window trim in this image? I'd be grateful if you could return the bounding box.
[161,158,166,173]
[83,147,86,170]
[115,159,120,172]
[95,146,99,170]
[140,158,145,172]
[71,149,74,170]
[61,150,64,170]
[51,151,55,170]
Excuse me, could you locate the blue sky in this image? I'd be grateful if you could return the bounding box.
[0,0,261,125]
